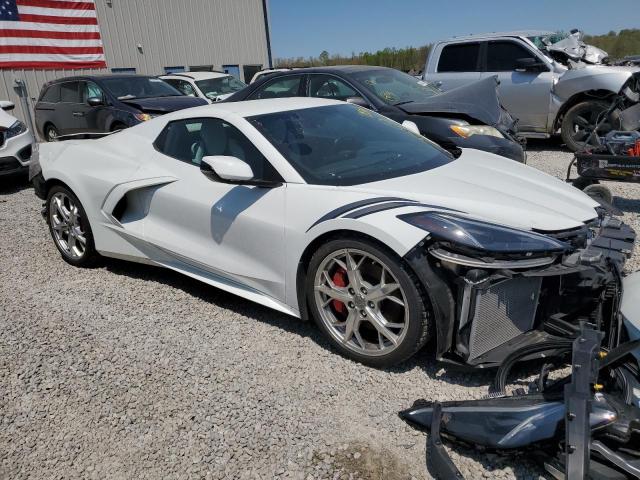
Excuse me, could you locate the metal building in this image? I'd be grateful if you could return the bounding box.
[0,0,272,130]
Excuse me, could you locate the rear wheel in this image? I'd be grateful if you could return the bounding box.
[561,100,612,152]
[46,185,100,267]
[306,237,430,367]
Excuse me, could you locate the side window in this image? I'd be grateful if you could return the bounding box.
[249,76,302,100]
[154,118,281,181]
[40,84,60,103]
[166,79,196,96]
[486,41,536,71]
[81,81,104,103]
[437,43,481,72]
[308,75,357,101]
[60,81,80,103]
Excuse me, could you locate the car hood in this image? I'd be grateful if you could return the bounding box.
[351,149,599,232]
[121,95,207,113]
[0,108,17,128]
[398,76,517,132]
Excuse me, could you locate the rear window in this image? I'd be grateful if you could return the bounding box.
[40,84,60,103]
[437,43,481,72]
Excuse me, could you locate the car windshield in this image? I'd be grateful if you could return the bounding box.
[101,76,182,100]
[528,32,569,50]
[195,76,246,100]
[248,104,452,186]
[350,69,441,106]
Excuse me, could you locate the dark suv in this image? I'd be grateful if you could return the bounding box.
[34,75,207,141]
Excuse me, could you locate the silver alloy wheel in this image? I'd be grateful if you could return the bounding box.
[313,248,408,357]
[49,192,87,259]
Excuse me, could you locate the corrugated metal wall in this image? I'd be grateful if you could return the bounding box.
[0,0,270,131]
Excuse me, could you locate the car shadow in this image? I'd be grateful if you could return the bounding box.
[615,195,640,214]
[525,136,567,152]
[0,173,31,195]
[101,257,502,388]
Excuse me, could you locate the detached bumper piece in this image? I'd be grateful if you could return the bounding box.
[400,324,640,480]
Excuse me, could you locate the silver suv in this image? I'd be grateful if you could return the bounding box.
[424,30,640,151]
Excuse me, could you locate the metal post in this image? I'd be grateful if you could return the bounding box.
[564,323,603,480]
[13,77,36,136]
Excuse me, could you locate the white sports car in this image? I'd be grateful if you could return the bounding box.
[31,98,637,367]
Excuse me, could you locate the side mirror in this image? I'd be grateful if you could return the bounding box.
[87,97,103,107]
[0,100,15,111]
[515,57,547,72]
[201,155,254,182]
[401,120,421,136]
[346,96,370,109]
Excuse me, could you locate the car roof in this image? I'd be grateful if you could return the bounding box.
[442,30,555,42]
[160,71,230,81]
[166,97,344,119]
[48,74,156,83]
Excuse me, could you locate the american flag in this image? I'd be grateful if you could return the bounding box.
[0,0,106,69]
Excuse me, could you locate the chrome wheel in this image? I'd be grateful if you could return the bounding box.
[313,248,408,357]
[49,192,87,259]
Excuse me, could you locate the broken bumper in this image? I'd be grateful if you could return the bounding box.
[405,215,636,368]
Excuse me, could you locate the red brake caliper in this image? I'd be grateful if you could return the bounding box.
[331,268,348,315]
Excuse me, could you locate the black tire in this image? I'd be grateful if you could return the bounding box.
[572,176,598,191]
[44,124,59,142]
[46,185,100,267]
[305,237,430,368]
[561,100,612,152]
[583,184,613,205]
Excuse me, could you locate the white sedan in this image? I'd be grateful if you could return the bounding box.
[160,71,247,103]
[31,98,636,367]
[0,100,35,178]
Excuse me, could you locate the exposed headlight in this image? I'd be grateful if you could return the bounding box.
[399,212,570,254]
[5,120,27,139]
[134,113,155,122]
[450,124,503,139]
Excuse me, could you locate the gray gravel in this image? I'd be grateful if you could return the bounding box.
[1,141,639,480]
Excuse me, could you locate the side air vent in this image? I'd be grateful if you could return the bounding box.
[112,195,128,222]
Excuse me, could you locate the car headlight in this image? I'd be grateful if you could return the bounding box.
[450,124,503,139]
[134,113,156,122]
[399,212,569,254]
[5,120,27,139]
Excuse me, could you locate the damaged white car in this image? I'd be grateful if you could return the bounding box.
[424,29,640,151]
[30,98,637,367]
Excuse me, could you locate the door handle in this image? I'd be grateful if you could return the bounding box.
[72,111,84,117]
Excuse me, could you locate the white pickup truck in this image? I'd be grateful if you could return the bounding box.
[423,30,639,151]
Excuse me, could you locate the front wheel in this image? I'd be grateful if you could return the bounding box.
[306,238,430,367]
[46,185,100,267]
[561,100,612,152]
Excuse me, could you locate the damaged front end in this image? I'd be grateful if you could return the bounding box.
[541,30,609,68]
[402,209,635,368]
[401,322,640,479]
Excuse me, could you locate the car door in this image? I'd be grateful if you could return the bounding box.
[58,81,84,135]
[429,42,482,91]
[144,116,287,301]
[80,81,109,132]
[480,40,554,132]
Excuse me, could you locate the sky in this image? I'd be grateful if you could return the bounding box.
[268,0,639,59]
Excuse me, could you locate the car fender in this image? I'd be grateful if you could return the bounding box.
[553,66,635,106]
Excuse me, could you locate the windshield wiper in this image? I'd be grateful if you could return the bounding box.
[393,100,414,106]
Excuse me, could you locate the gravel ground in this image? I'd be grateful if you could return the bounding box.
[1,140,639,480]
